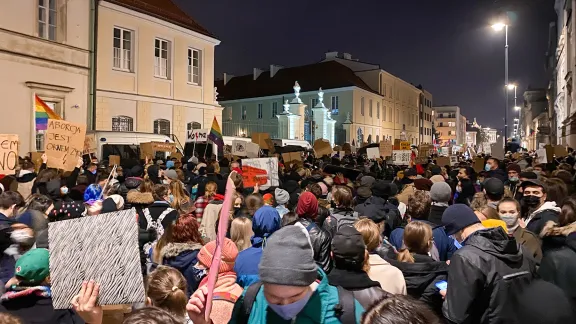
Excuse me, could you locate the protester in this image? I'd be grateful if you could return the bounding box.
[522,179,561,235]
[146,266,192,323]
[295,191,332,273]
[274,188,290,218]
[428,182,451,226]
[497,198,542,262]
[323,186,359,238]
[361,295,442,324]
[230,216,253,252]
[396,169,417,205]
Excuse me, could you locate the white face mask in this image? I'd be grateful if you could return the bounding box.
[11,229,34,244]
[499,213,519,228]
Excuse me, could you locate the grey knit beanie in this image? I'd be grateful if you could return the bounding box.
[430,182,452,203]
[259,226,317,286]
[275,188,290,205]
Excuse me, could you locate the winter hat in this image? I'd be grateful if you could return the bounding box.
[262,193,274,205]
[259,226,317,286]
[197,238,238,273]
[430,175,445,183]
[130,165,144,178]
[331,226,366,269]
[483,178,505,196]
[413,178,433,191]
[15,248,49,284]
[357,186,372,199]
[164,170,178,181]
[317,182,329,196]
[371,181,391,199]
[442,204,481,235]
[188,156,199,164]
[360,176,376,188]
[430,165,442,175]
[323,177,334,187]
[83,184,102,205]
[275,188,289,205]
[296,192,319,219]
[252,206,281,239]
[404,169,417,177]
[430,182,451,203]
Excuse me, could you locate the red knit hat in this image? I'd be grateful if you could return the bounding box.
[197,238,238,273]
[296,192,319,219]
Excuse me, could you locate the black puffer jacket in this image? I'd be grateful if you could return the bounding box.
[296,218,332,273]
[327,268,391,310]
[442,227,538,324]
[355,196,401,238]
[539,220,576,309]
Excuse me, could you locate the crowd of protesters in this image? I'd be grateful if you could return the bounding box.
[0,147,575,323]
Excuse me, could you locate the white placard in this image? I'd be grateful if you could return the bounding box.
[450,156,459,166]
[186,129,209,143]
[392,150,411,165]
[232,140,249,156]
[242,157,279,189]
[246,142,260,158]
[366,147,380,159]
[535,148,547,164]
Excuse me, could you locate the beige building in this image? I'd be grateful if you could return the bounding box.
[95,0,222,145]
[420,89,433,144]
[0,0,91,153]
[433,105,467,145]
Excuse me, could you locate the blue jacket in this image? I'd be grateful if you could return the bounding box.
[390,220,457,261]
[229,269,364,324]
[234,206,281,288]
[160,242,203,297]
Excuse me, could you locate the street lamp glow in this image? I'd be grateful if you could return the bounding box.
[507,84,516,90]
[514,106,521,110]
[492,23,506,31]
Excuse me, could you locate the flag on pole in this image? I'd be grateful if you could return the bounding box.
[207,116,223,147]
[35,95,61,130]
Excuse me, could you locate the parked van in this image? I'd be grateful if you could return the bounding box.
[88,131,177,165]
[272,139,312,150]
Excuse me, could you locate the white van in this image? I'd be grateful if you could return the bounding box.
[272,139,313,150]
[89,131,177,162]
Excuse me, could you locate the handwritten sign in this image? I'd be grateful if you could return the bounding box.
[0,134,18,175]
[400,141,411,150]
[392,150,411,165]
[314,139,333,157]
[241,158,279,189]
[83,133,97,155]
[366,147,380,159]
[379,140,392,157]
[450,156,459,166]
[151,142,176,153]
[45,120,86,171]
[108,155,120,166]
[418,144,433,158]
[232,140,248,156]
[282,152,301,164]
[251,132,271,149]
[186,129,208,143]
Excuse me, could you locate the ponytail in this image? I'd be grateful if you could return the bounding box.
[397,248,415,263]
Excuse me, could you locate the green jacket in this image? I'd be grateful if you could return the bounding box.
[228,269,364,324]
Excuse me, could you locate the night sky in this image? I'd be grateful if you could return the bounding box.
[175,0,556,130]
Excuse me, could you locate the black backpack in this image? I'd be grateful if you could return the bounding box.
[237,281,356,324]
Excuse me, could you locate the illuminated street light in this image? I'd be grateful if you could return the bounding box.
[492,23,506,31]
[514,106,521,110]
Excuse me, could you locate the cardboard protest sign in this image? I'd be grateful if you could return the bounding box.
[391,150,411,165]
[44,120,86,171]
[333,145,342,151]
[314,139,333,157]
[171,151,183,161]
[223,145,232,156]
[246,142,260,158]
[418,144,433,158]
[48,209,145,309]
[108,155,120,166]
[400,141,411,150]
[282,152,301,164]
[490,137,504,160]
[342,143,352,154]
[554,145,568,158]
[450,156,459,166]
[151,142,176,153]
[436,156,450,167]
[379,140,392,157]
[83,133,97,155]
[265,138,275,154]
[473,157,485,172]
[140,142,153,159]
[241,157,279,189]
[366,147,380,159]
[186,129,209,143]
[415,157,428,165]
[232,140,248,156]
[0,135,18,175]
[251,132,271,149]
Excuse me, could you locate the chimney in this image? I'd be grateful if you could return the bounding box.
[325,51,339,60]
[342,53,352,60]
[270,64,284,78]
[253,68,265,80]
[223,72,235,85]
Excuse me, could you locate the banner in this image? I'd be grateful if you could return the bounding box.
[186,129,209,143]
[391,150,411,165]
[0,134,18,175]
[44,120,86,171]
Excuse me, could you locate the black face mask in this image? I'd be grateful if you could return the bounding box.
[523,195,541,208]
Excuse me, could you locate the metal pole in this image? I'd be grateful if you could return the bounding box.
[504,25,509,149]
[514,86,517,140]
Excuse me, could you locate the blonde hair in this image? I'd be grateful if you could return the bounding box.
[147,266,188,322]
[397,221,433,263]
[230,217,253,252]
[205,181,217,199]
[152,223,173,264]
[354,218,382,252]
[169,180,190,213]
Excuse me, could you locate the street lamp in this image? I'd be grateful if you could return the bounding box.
[493,22,510,146]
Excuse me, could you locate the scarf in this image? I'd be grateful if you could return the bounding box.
[1,285,51,302]
[199,272,242,303]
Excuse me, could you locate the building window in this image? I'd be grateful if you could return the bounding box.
[331,96,339,115]
[38,0,57,41]
[361,97,365,116]
[257,103,263,119]
[272,102,278,117]
[311,98,318,108]
[377,102,380,120]
[448,122,456,127]
[113,27,132,71]
[187,48,201,84]
[154,38,170,78]
[154,119,170,135]
[112,116,133,132]
[369,99,373,117]
[241,105,247,120]
[187,122,201,130]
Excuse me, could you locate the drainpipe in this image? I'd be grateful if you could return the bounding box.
[88,0,99,130]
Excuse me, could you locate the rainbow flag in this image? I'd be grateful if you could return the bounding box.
[35,95,61,130]
[207,116,223,147]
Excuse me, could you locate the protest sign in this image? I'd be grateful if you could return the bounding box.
[108,155,120,166]
[436,156,450,167]
[313,139,333,157]
[44,120,86,171]
[83,133,97,155]
[473,157,485,172]
[366,147,380,159]
[450,156,459,166]
[246,142,260,158]
[400,141,411,150]
[140,142,153,159]
[342,143,352,154]
[232,140,248,156]
[151,142,176,153]
[171,151,183,161]
[265,138,275,154]
[415,157,428,165]
[282,152,301,164]
[418,144,433,158]
[490,137,504,160]
[186,129,209,143]
[392,150,411,165]
[379,140,392,157]
[241,157,279,189]
[554,145,568,158]
[0,134,18,175]
[251,132,271,149]
[48,209,145,309]
[536,148,547,164]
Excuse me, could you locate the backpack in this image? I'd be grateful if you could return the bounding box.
[142,207,174,273]
[329,209,359,233]
[237,281,356,324]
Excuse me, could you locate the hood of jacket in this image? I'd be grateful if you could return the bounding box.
[531,201,562,216]
[251,206,281,246]
[464,227,523,264]
[127,190,154,205]
[161,242,204,259]
[283,180,300,194]
[16,170,36,183]
[540,220,576,253]
[384,250,448,291]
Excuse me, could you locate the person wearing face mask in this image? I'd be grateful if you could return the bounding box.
[187,226,364,324]
[505,164,522,199]
[484,157,507,182]
[521,179,561,236]
[497,198,542,263]
[0,191,25,284]
[441,204,538,323]
[454,167,476,206]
